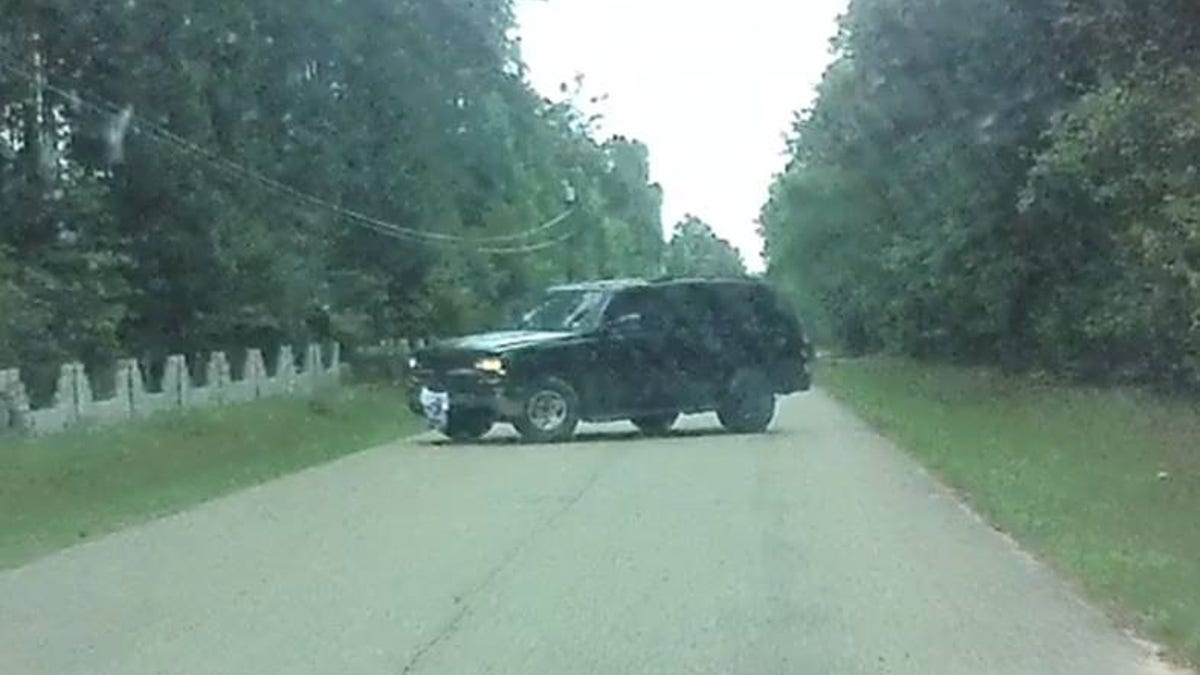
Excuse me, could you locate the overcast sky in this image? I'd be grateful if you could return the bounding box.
[515,0,848,270]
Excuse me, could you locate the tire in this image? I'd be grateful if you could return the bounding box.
[631,413,678,436]
[717,369,776,434]
[443,409,494,442]
[513,377,580,443]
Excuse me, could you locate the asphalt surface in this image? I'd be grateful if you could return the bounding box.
[0,391,1184,674]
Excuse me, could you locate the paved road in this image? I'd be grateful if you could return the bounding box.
[0,392,1183,674]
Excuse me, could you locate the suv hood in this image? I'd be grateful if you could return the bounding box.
[432,330,573,355]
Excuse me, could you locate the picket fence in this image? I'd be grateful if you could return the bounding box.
[0,343,341,437]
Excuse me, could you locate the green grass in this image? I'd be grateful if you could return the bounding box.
[0,385,419,570]
[821,358,1200,665]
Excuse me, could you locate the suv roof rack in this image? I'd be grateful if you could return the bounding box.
[549,278,648,292]
[648,275,755,285]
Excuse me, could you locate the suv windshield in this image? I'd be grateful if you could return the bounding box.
[507,290,610,333]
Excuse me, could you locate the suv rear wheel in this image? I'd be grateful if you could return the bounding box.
[717,369,776,434]
[513,377,580,443]
[631,413,678,436]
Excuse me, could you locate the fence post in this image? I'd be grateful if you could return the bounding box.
[329,343,341,381]
[123,359,148,417]
[163,355,189,408]
[0,368,31,434]
[0,369,12,432]
[245,349,267,398]
[59,364,79,427]
[277,345,296,393]
[207,352,231,404]
[73,363,93,424]
[111,360,133,421]
[305,344,323,389]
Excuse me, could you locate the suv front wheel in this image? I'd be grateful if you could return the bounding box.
[513,377,581,443]
[444,409,494,442]
[717,369,776,434]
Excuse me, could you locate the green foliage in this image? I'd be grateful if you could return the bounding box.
[0,0,669,374]
[1021,68,1200,384]
[763,0,1200,386]
[664,215,746,279]
[761,166,890,352]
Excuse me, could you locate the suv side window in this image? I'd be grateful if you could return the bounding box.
[604,288,667,333]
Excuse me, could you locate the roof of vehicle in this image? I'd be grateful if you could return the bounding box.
[548,278,648,292]
[649,276,761,288]
[548,276,763,293]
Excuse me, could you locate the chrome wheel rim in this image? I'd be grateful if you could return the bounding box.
[527,390,568,432]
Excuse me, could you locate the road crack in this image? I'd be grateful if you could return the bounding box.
[398,459,608,674]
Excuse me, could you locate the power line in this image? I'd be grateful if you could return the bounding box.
[481,207,575,244]
[0,51,578,253]
[478,229,577,254]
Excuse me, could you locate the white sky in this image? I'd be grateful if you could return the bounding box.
[515,0,848,270]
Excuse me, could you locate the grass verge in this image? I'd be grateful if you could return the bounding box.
[821,357,1200,666]
[0,384,419,570]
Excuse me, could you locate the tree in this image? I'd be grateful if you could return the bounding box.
[761,0,1200,386]
[1019,68,1200,384]
[664,216,746,279]
[0,0,669,375]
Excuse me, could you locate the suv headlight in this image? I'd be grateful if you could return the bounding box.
[474,357,507,376]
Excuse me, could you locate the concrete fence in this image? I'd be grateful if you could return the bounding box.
[0,343,341,437]
[374,337,432,354]
[353,337,435,384]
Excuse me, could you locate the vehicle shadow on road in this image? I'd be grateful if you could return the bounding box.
[420,426,790,448]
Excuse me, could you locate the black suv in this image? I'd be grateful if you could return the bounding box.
[407,278,812,442]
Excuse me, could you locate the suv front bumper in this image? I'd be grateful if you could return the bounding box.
[407,371,524,420]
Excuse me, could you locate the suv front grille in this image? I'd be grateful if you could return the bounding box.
[411,367,493,395]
